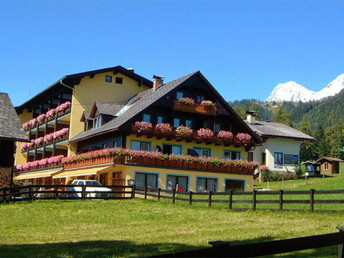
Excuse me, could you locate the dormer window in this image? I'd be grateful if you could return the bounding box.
[85,119,94,131]
[94,116,102,128]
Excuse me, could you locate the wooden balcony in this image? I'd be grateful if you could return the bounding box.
[174,100,217,115]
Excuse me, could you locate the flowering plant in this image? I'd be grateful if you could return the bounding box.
[154,123,173,135]
[197,128,214,140]
[132,121,153,134]
[200,100,216,108]
[22,122,30,130]
[178,97,195,105]
[35,137,44,145]
[27,140,35,149]
[38,158,48,166]
[175,125,193,138]
[259,165,269,171]
[28,118,37,127]
[37,114,46,122]
[236,133,252,144]
[46,108,56,118]
[216,130,233,142]
[55,101,71,112]
[48,155,64,164]
[21,142,28,150]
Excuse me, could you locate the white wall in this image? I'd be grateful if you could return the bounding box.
[251,138,302,173]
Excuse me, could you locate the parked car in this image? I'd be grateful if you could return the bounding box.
[68,180,113,198]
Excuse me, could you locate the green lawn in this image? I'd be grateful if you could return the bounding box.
[1,199,344,257]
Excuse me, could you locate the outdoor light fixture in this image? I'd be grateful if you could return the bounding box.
[128,179,135,186]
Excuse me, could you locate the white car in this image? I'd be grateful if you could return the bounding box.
[69,180,113,198]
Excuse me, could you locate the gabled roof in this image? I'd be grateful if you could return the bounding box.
[0,93,28,141]
[80,111,91,122]
[316,157,343,163]
[16,65,153,113]
[246,120,314,141]
[89,101,122,118]
[70,71,262,144]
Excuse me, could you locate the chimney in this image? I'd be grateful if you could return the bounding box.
[153,75,164,91]
[246,110,256,124]
[127,68,134,73]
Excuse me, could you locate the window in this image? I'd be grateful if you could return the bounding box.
[325,163,329,169]
[167,175,188,192]
[105,75,112,83]
[102,143,107,149]
[215,123,221,133]
[157,115,167,124]
[185,119,192,128]
[113,140,119,148]
[224,150,241,160]
[99,173,108,185]
[248,152,253,161]
[193,147,211,157]
[176,91,183,100]
[197,177,217,193]
[135,172,158,189]
[94,116,102,128]
[115,77,123,84]
[173,118,181,128]
[225,179,245,192]
[274,152,283,166]
[163,144,182,155]
[143,114,151,122]
[203,121,211,129]
[130,140,151,151]
[196,95,204,103]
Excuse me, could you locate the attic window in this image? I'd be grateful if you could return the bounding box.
[105,75,112,83]
[115,77,123,84]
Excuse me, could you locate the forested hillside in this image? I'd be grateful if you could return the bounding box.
[229,89,344,161]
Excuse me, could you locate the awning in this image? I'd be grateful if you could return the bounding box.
[52,165,112,179]
[15,168,63,180]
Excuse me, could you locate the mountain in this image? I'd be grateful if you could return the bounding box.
[266,74,344,102]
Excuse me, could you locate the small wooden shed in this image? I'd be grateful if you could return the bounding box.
[316,157,343,175]
[302,161,321,176]
[0,93,27,187]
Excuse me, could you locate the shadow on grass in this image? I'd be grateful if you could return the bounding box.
[0,237,339,257]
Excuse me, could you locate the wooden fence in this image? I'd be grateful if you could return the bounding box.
[0,184,134,202]
[156,227,344,257]
[135,187,344,212]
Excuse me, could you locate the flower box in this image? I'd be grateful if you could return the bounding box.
[174,100,217,115]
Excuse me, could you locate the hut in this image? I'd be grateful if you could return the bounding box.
[316,157,343,175]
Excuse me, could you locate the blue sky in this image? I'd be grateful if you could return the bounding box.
[1,1,343,106]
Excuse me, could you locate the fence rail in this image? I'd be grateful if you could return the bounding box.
[156,227,344,257]
[0,184,134,203]
[135,187,344,212]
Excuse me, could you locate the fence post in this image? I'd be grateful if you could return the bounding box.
[253,189,257,211]
[29,186,33,201]
[279,190,284,210]
[82,185,86,200]
[172,189,176,204]
[310,189,315,213]
[337,226,344,257]
[158,188,161,200]
[54,186,58,199]
[144,186,148,200]
[131,185,135,199]
[2,187,7,203]
[189,191,193,206]
[229,190,233,210]
[208,191,212,207]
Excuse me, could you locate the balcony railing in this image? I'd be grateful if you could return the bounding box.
[21,132,69,153]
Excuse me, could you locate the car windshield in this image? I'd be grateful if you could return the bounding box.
[86,181,102,186]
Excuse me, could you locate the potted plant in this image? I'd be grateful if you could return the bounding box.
[200,100,216,108]
[235,133,252,145]
[216,130,233,143]
[197,128,214,141]
[132,121,153,134]
[175,125,193,139]
[154,123,173,137]
[178,97,195,105]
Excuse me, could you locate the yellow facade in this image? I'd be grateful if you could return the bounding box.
[68,72,151,155]
[15,109,33,166]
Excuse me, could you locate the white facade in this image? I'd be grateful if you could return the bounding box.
[251,137,301,173]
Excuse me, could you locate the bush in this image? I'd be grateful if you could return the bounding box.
[294,165,303,179]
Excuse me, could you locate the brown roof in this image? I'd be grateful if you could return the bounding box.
[89,101,122,118]
[0,93,28,141]
[316,157,344,163]
[70,71,262,144]
[246,121,314,141]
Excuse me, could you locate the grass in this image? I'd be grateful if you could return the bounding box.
[1,198,344,257]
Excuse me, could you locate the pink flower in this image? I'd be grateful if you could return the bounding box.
[200,100,216,107]
[236,133,252,144]
[175,125,193,138]
[154,123,173,135]
[16,164,23,171]
[35,137,44,145]
[132,121,153,134]
[197,128,214,140]
[21,143,28,150]
[46,108,56,117]
[38,158,48,166]
[217,130,233,142]
[37,114,46,122]
[178,97,195,105]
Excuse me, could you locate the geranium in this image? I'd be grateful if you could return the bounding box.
[154,123,173,135]
[21,143,28,150]
[16,164,23,171]
[35,137,44,145]
[178,97,195,105]
[28,118,37,127]
[197,128,214,140]
[236,133,252,144]
[44,134,53,143]
[259,165,269,171]
[175,125,193,138]
[27,140,35,149]
[30,161,39,168]
[38,158,48,166]
[37,114,46,122]
[200,100,216,108]
[48,155,64,164]
[132,121,153,134]
[46,108,56,117]
[22,122,29,130]
[216,130,233,142]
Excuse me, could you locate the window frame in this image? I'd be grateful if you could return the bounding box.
[193,147,211,157]
[196,177,218,193]
[135,172,159,190]
[130,140,151,151]
[105,75,112,83]
[115,77,123,84]
[176,91,184,100]
[162,144,182,155]
[223,150,241,160]
[166,174,189,192]
[274,152,284,165]
[224,178,246,192]
[143,113,151,123]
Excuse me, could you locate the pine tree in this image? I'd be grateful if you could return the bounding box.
[273,104,292,127]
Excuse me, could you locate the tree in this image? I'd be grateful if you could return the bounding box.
[273,105,292,127]
[300,116,315,161]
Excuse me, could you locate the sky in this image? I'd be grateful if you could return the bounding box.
[1,1,344,106]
